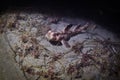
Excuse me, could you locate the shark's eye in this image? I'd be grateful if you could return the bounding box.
[53,33,59,36]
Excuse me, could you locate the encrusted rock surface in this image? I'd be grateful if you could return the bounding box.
[0,12,120,80]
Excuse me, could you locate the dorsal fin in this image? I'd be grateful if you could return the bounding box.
[63,24,73,32]
[74,23,89,32]
[74,24,81,31]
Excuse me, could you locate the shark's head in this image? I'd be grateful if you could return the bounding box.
[45,30,57,41]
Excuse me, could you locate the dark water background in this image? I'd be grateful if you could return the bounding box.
[0,0,120,35]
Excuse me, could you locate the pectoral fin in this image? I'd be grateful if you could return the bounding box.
[61,40,70,48]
